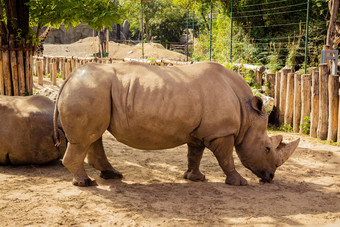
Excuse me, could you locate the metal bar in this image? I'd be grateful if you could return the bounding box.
[209,1,212,61]
[187,9,189,62]
[141,0,144,59]
[192,11,195,54]
[230,0,233,62]
[304,0,310,74]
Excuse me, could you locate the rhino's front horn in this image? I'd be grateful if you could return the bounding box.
[276,138,300,167]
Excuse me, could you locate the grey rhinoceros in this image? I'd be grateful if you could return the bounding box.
[54,62,299,186]
[0,95,67,165]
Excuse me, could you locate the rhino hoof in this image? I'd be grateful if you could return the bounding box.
[100,170,123,179]
[225,174,248,186]
[72,178,98,187]
[184,169,206,182]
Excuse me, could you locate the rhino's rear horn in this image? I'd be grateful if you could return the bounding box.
[270,135,283,149]
[276,138,300,167]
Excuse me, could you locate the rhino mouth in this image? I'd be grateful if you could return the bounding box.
[258,171,274,183]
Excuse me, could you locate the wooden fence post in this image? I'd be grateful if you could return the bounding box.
[310,70,319,138]
[42,56,47,75]
[338,76,340,142]
[51,62,57,85]
[265,73,275,97]
[17,50,25,96]
[293,74,302,133]
[0,42,4,95]
[37,61,43,85]
[284,73,295,126]
[279,69,290,125]
[62,57,66,79]
[272,71,281,125]
[2,46,11,95]
[300,74,311,134]
[9,36,19,96]
[65,60,71,79]
[317,64,329,140]
[327,74,339,141]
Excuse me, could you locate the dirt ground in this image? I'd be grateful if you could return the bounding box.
[0,77,339,226]
[43,37,188,61]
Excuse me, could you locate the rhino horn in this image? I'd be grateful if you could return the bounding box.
[270,135,283,149]
[276,138,300,167]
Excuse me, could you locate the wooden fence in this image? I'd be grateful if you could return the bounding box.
[32,55,194,86]
[265,65,340,143]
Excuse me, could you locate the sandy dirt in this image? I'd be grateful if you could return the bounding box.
[43,37,188,61]
[0,77,339,226]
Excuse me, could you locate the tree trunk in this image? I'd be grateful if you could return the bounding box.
[0,0,33,96]
[326,0,340,49]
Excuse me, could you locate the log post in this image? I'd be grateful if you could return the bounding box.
[317,64,329,140]
[327,74,339,141]
[51,62,57,85]
[65,60,71,79]
[36,61,43,85]
[310,71,319,137]
[2,46,11,95]
[293,74,302,133]
[17,49,25,95]
[25,50,32,95]
[279,69,290,125]
[284,73,295,126]
[272,71,281,125]
[300,74,311,134]
[28,50,33,94]
[42,56,47,75]
[9,35,19,96]
[62,57,66,80]
[0,39,4,95]
[265,73,275,97]
[338,76,340,142]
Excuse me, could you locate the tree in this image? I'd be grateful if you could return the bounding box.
[326,0,339,49]
[0,0,123,96]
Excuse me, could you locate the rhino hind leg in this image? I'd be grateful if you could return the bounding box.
[86,137,123,180]
[63,143,97,187]
[207,136,247,186]
[184,143,206,182]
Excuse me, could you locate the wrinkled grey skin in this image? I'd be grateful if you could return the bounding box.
[54,62,299,187]
[0,95,67,165]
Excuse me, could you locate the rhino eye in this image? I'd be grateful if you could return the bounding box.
[265,146,271,154]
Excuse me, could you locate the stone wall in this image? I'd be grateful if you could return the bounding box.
[44,23,94,44]
[44,21,130,44]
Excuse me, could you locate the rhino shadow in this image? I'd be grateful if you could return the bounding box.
[80,177,339,226]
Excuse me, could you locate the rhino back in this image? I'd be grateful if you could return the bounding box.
[0,96,60,164]
[107,62,246,148]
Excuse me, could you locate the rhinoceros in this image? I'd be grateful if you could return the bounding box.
[54,62,299,186]
[0,95,67,165]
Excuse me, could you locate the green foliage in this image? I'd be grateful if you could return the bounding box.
[28,0,124,31]
[300,116,311,135]
[280,124,293,133]
[57,73,62,79]
[120,0,187,45]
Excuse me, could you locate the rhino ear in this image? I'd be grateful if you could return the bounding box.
[251,96,264,113]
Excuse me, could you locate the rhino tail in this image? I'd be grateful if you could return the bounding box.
[53,76,72,147]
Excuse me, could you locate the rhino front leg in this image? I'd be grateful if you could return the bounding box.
[207,136,247,186]
[184,143,205,181]
[63,143,97,187]
[87,137,123,179]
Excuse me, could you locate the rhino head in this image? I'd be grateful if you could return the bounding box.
[235,96,300,183]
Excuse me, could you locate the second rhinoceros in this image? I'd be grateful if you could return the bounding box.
[54,62,299,186]
[0,95,67,165]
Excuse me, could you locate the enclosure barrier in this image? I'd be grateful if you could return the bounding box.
[32,55,195,86]
[266,64,339,143]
